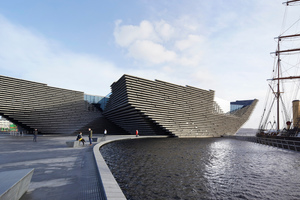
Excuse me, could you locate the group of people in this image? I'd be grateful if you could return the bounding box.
[76,128,107,146]
[33,128,140,145]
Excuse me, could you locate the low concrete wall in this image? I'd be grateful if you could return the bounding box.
[93,135,169,200]
[92,137,102,142]
[0,168,34,200]
[66,140,80,147]
[66,138,105,147]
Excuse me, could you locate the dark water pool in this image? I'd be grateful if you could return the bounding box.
[100,138,300,200]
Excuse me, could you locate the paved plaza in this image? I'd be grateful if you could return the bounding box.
[0,134,105,200]
[0,133,170,200]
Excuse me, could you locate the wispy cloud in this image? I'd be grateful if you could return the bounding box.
[0,14,121,95]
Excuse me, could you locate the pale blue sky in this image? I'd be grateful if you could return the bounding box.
[0,0,298,128]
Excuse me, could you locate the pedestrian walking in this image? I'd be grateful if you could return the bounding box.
[101,129,107,141]
[33,129,38,142]
[136,129,139,137]
[88,128,93,146]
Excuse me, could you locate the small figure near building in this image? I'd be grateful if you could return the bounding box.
[102,129,107,141]
[88,128,93,146]
[33,129,38,142]
[136,130,139,137]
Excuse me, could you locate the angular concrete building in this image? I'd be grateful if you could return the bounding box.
[0,74,257,136]
[0,75,122,134]
[103,75,258,137]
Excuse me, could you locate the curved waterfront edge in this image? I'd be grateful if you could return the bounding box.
[92,135,169,200]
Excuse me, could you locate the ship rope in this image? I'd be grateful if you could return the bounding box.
[259,96,276,130]
[280,6,289,35]
[280,3,300,36]
[280,16,300,36]
[258,80,273,130]
[259,54,279,130]
[280,5,300,127]
[259,1,300,132]
[280,95,290,123]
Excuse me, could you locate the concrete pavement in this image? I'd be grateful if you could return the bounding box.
[0,134,169,200]
[0,134,105,200]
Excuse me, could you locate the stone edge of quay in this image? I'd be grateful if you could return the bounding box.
[93,136,169,200]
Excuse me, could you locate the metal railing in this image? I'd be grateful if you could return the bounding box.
[230,136,300,152]
[256,137,300,151]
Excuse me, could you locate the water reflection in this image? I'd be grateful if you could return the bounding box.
[100,138,300,200]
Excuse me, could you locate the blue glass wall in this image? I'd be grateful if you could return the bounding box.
[230,100,255,112]
[84,93,111,111]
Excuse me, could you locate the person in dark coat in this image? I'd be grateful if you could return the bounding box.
[33,129,38,142]
[88,128,93,146]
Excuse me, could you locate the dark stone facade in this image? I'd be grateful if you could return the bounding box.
[103,74,258,137]
[0,74,257,136]
[0,75,122,134]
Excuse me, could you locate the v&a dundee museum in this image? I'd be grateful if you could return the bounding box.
[0,74,257,137]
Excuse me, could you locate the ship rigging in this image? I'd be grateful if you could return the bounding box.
[258,0,300,137]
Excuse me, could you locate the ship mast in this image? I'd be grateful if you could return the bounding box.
[258,0,300,134]
[277,40,281,131]
[271,1,300,131]
[273,37,300,131]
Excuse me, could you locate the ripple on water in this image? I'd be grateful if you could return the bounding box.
[100,138,300,200]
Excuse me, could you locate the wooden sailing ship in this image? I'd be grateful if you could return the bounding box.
[257,0,300,138]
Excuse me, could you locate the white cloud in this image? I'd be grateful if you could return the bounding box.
[175,15,199,32]
[114,20,160,47]
[154,20,175,41]
[175,35,203,51]
[128,40,176,64]
[0,14,121,95]
[114,20,180,65]
[114,19,207,68]
[175,34,205,67]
